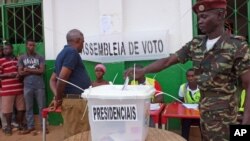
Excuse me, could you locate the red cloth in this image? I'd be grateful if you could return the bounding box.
[154,80,162,96]
[192,0,227,13]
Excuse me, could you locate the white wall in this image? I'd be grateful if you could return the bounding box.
[43,0,193,60]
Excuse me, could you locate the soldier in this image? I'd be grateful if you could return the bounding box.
[124,0,250,140]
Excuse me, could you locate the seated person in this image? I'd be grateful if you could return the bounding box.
[178,68,200,141]
[130,64,163,103]
[237,89,245,123]
[92,64,109,87]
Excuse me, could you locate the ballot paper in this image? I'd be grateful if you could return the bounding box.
[150,103,161,110]
[122,77,129,90]
[182,104,198,109]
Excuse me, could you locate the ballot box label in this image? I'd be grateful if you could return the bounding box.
[92,104,138,121]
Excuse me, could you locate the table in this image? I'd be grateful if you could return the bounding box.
[64,127,186,141]
[150,103,165,128]
[42,107,62,141]
[161,102,200,129]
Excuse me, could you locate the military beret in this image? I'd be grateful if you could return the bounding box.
[193,0,227,14]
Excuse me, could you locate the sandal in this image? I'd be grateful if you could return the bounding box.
[18,125,26,130]
[18,127,35,135]
[31,130,38,136]
[4,127,12,136]
[18,125,27,135]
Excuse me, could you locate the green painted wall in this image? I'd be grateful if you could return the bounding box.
[44,60,193,129]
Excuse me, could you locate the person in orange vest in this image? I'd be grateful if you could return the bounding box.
[178,68,201,141]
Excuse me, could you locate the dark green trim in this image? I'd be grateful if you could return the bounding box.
[1,1,41,7]
[1,5,4,39]
[248,0,250,42]
[22,6,26,41]
[192,0,198,36]
[1,4,7,41]
[234,0,238,35]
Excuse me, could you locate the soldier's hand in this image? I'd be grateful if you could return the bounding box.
[124,67,145,80]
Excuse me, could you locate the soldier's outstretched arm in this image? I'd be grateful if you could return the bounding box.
[124,54,179,79]
[241,70,250,124]
[143,54,179,74]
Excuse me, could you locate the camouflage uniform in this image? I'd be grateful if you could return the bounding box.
[175,32,250,141]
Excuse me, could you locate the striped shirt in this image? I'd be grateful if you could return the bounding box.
[0,57,23,96]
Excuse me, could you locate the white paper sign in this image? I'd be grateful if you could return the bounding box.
[81,30,169,63]
[100,15,113,34]
[182,104,199,109]
[150,103,160,110]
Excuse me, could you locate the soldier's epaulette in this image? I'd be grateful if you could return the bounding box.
[231,35,246,41]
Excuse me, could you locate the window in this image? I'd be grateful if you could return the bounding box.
[0,0,44,56]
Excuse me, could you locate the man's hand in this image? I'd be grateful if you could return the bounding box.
[48,99,62,111]
[23,68,28,72]
[23,67,33,72]
[124,67,145,80]
[15,73,22,79]
[8,72,18,78]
